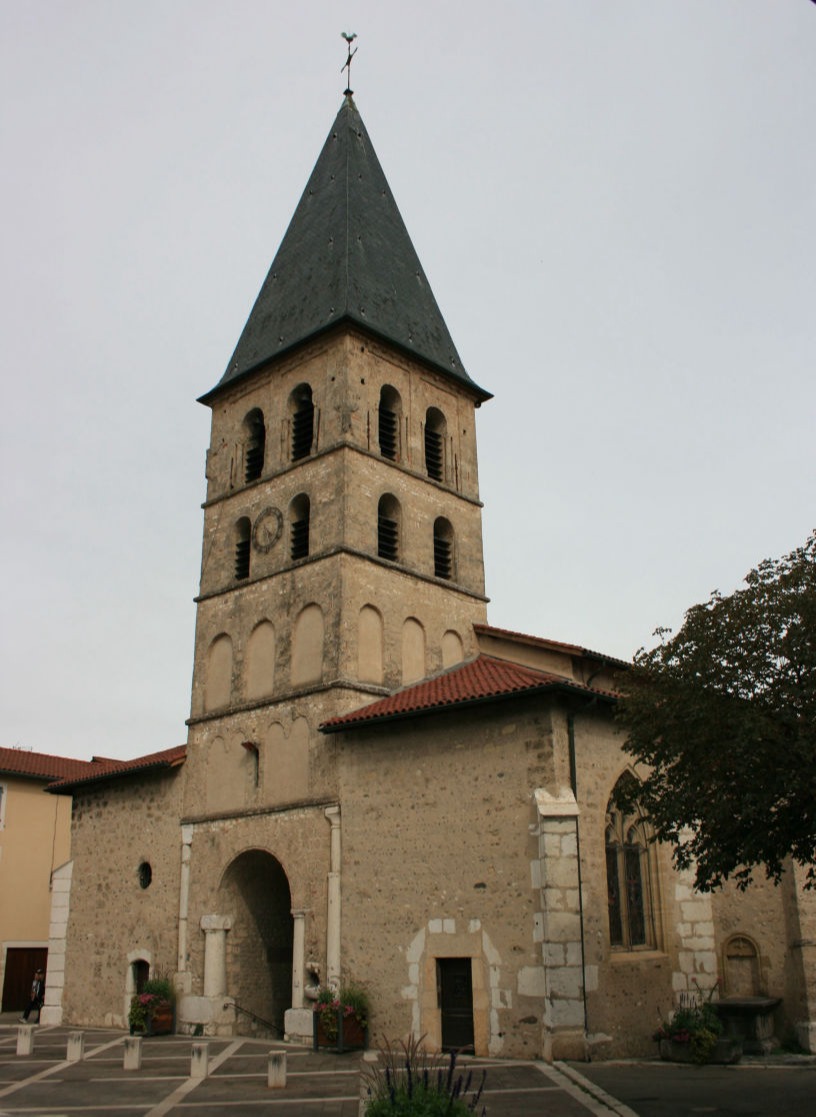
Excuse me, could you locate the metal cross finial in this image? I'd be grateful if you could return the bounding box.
[341,32,357,96]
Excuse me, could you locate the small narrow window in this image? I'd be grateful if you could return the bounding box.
[379,386,402,461]
[290,385,315,461]
[378,494,401,561]
[425,407,446,482]
[138,862,153,889]
[290,494,310,560]
[433,517,454,580]
[235,517,251,580]
[243,408,266,483]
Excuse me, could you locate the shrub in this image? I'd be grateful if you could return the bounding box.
[363,1035,486,1116]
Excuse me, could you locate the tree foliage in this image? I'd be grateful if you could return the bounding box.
[617,531,816,891]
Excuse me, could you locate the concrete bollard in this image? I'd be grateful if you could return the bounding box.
[16,1025,35,1056]
[190,1042,209,1079]
[123,1036,143,1071]
[267,1050,287,1088]
[67,1032,85,1062]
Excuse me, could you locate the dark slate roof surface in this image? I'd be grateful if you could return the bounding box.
[203,97,489,402]
[320,654,617,733]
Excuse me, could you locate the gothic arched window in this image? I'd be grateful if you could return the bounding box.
[605,776,657,950]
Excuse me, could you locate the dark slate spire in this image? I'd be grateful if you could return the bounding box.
[204,97,490,401]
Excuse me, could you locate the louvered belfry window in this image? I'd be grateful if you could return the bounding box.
[433,518,453,580]
[290,495,310,560]
[425,407,446,482]
[235,517,251,580]
[378,495,400,561]
[378,385,401,461]
[379,407,398,460]
[291,386,314,461]
[244,409,265,483]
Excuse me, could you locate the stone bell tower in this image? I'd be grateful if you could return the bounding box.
[187,95,492,744]
[178,96,492,1037]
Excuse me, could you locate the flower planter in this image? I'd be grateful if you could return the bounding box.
[313,1007,367,1052]
[130,999,175,1036]
[659,1038,742,1065]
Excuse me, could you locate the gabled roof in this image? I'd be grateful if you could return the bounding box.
[320,654,617,734]
[0,746,100,784]
[474,623,631,669]
[201,96,490,403]
[47,744,186,794]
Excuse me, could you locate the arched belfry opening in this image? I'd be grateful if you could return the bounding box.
[218,850,293,1035]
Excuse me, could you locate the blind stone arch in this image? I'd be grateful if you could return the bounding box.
[401,617,426,685]
[358,605,384,684]
[245,620,276,699]
[441,629,464,668]
[291,603,324,686]
[205,634,233,711]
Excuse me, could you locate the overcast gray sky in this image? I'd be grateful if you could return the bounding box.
[2,1,814,761]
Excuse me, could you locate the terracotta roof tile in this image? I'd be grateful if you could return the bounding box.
[47,744,187,792]
[321,654,617,733]
[0,746,100,783]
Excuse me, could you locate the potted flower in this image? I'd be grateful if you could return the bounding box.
[313,984,369,1051]
[128,977,176,1036]
[654,984,741,1065]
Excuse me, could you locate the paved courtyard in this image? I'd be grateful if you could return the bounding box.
[0,1020,621,1117]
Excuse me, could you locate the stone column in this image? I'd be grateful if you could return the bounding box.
[201,914,232,997]
[283,909,313,1043]
[177,825,194,978]
[532,787,587,1061]
[786,862,816,1052]
[291,909,306,1009]
[325,805,341,987]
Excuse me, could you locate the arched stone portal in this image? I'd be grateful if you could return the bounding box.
[218,850,293,1035]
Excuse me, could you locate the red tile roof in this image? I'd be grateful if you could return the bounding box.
[0,746,100,783]
[320,654,617,733]
[47,744,187,793]
[474,623,630,668]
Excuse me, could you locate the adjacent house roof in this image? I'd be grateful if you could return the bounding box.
[201,96,490,404]
[320,653,617,734]
[474,623,631,669]
[0,746,101,784]
[47,744,187,794]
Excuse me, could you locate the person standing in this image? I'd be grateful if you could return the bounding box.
[19,967,45,1023]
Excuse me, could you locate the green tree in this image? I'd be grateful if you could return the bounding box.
[617,531,816,891]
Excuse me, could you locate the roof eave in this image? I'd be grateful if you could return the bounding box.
[197,316,492,408]
[320,679,617,735]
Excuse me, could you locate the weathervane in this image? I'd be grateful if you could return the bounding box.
[341,32,357,96]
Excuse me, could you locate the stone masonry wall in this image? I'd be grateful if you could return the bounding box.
[62,768,184,1028]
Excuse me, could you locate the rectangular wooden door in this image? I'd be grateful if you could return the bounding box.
[438,957,474,1052]
[1,947,48,1011]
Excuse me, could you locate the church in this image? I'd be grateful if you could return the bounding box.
[43,96,815,1060]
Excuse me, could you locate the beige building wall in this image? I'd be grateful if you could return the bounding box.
[0,774,72,997]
